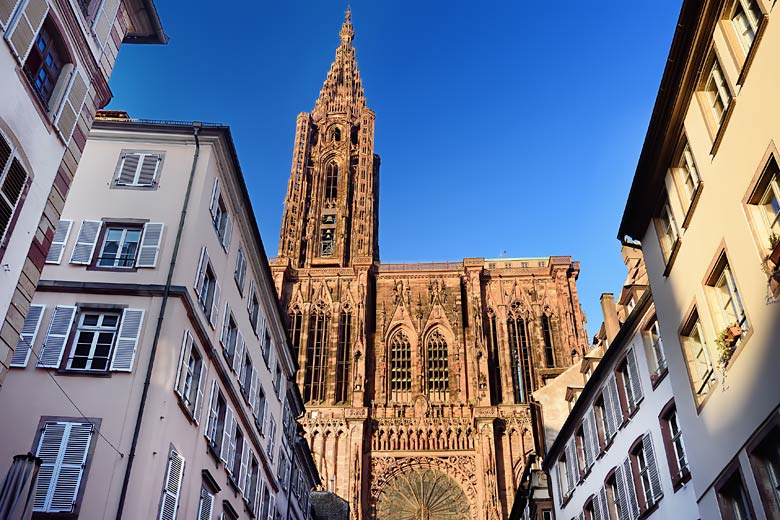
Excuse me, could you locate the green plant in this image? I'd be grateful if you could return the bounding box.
[770,231,780,249]
[715,328,733,368]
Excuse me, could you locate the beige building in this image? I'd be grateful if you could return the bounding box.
[0,114,318,519]
[619,0,780,518]
[0,0,166,390]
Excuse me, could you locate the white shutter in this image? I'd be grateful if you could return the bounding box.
[220,407,234,463]
[249,367,258,407]
[239,443,250,494]
[565,438,578,490]
[110,308,144,371]
[209,178,220,219]
[0,0,23,29]
[4,0,48,61]
[116,153,140,185]
[55,68,88,142]
[267,417,276,460]
[197,487,214,520]
[69,220,102,264]
[260,400,268,435]
[174,330,193,398]
[643,433,663,504]
[33,421,93,513]
[137,223,164,267]
[45,219,72,264]
[227,427,238,476]
[603,374,622,438]
[247,279,254,311]
[232,333,244,374]
[194,246,208,295]
[11,303,45,367]
[37,305,77,368]
[158,448,185,520]
[582,414,595,469]
[204,379,218,441]
[626,348,644,406]
[137,154,161,186]
[596,486,609,520]
[222,214,232,250]
[92,0,119,49]
[193,361,207,424]
[587,408,601,459]
[220,302,231,347]
[267,494,275,520]
[209,279,220,327]
[620,457,640,520]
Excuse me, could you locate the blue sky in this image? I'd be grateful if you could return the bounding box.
[108,1,682,337]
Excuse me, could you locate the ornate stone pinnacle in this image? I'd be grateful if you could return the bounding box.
[340,7,354,44]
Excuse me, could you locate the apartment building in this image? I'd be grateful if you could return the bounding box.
[619,0,780,518]
[540,245,699,520]
[0,0,166,390]
[0,114,318,519]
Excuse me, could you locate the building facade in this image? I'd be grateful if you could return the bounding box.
[0,115,318,519]
[540,245,700,520]
[0,0,166,390]
[619,0,780,518]
[270,11,588,520]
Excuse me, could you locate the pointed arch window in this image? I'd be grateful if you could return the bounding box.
[542,314,555,368]
[335,309,352,404]
[426,329,449,401]
[325,163,338,200]
[289,308,303,359]
[487,311,503,404]
[389,331,412,400]
[304,305,329,403]
[507,314,534,403]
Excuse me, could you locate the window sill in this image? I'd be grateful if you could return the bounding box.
[722,326,754,372]
[55,368,113,378]
[86,264,139,273]
[709,99,737,157]
[175,393,198,425]
[736,17,768,87]
[672,466,692,492]
[639,498,661,519]
[680,182,704,230]
[206,439,222,464]
[662,239,682,277]
[650,366,669,390]
[32,512,78,520]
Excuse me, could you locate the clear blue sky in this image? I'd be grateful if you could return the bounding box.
[107,0,682,337]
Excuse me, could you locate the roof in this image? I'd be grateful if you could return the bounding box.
[124,0,168,44]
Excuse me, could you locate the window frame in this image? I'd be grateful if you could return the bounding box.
[642,315,668,384]
[715,462,758,520]
[22,17,70,109]
[112,151,164,189]
[679,305,718,407]
[64,309,122,372]
[91,223,144,270]
[659,400,691,490]
[746,417,780,518]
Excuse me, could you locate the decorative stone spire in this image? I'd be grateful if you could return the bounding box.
[313,7,366,121]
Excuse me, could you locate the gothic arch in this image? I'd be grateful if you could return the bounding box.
[304,300,331,403]
[386,327,413,402]
[422,326,451,402]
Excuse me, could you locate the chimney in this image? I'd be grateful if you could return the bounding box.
[600,293,620,344]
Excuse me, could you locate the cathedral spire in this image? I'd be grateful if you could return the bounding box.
[313,7,366,120]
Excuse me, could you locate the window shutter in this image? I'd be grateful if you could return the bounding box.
[239,444,250,494]
[222,214,232,250]
[643,433,663,503]
[614,463,629,520]
[209,178,220,219]
[587,408,600,463]
[249,366,258,408]
[267,494,275,520]
[33,421,93,513]
[582,416,595,469]
[227,427,238,476]
[209,280,220,327]
[69,220,102,264]
[33,422,66,511]
[110,308,144,371]
[92,0,119,48]
[37,305,76,368]
[204,379,217,441]
[232,333,244,373]
[220,302,231,347]
[0,0,23,28]
[220,407,234,463]
[55,68,88,142]
[197,487,214,520]
[4,0,48,61]
[247,279,254,311]
[174,330,193,398]
[137,223,164,267]
[565,438,578,490]
[603,374,622,437]
[194,246,208,295]
[626,349,643,405]
[11,303,45,367]
[260,400,268,435]
[45,219,72,264]
[597,486,609,520]
[193,361,206,424]
[622,457,640,519]
[158,448,185,520]
[267,418,276,460]
[116,153,140,185]
[137,154,161,186]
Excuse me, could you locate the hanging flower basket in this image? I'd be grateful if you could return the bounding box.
[715,324,741,368]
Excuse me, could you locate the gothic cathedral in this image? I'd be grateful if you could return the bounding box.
[270,11,587,520]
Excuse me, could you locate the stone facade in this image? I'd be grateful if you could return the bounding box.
[270,11,587,520]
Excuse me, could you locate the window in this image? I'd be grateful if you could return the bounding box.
[542,314,555,367]
[195,247,220,326]
[240,352,253,397]
[704,57,733,126]
[605,473,622,520]
[262,327,272,367]
[209,178,232,250]
[229,427,244,481]
[278,450,290,489]
[675,141,701,209]
[220,308,240,367]
[305,305,329,403]
[197,485,214,520]
[289,307,303,358]
[426,329,449,401]
[254,385,267,433]
[615,457,641,519]
[64,308,145,372]
[267,416,276,461]
[618,349,643,414]
[96,225,142,268]
[600,375,624,440]
[706,256,749,335]
[274,364,283,398]
[246,455,260,513]
[582,408,601,469]
[174,330,205,421]
[656,199,680,263]
[680,308,717,404]
[389,330,412,400]
[0,132,29,246]
[717,469,756,520]
[642,317,667,380]
[629,434,663,510]
[730,0,763,54]
[32,419,97,514]
[321,228,334,257]
[558,439,579,501]
[235,246,247,293]
[486,312,503,404]
[114,152,162,188]
[248,287,261,331]
[748,424,780,517]
[747,156,780,250]
[23,19,67,107]
[260,484,272,520]
[507,312,533,403]
[325,162,338,200]
[660,403,690,487]
[205,380,229,455]
[335,309,352,404]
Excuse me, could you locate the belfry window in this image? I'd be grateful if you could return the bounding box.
[331,127,341,142]
[321,229,334,257]
[542,314,555,368]
[304,305,329,403]
[389,331,412,398]
[335,309,352,404]
[488,313,503,403]
[426,329,449,401]
[289,308,303,358]
[325,163,338,200]
[507,314,534,403]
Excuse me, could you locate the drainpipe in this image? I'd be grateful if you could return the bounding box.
[116,123,202,520]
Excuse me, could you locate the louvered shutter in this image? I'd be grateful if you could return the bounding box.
[194,246,208,295]
[33,421,93,513]
[55,69,88,142]
[110,308,144,371]
[233,333,244,373]
[37,305,76,368]
[249,366,258,407]
[239,444,250,494]
[92,0,119,48]
[626,349,643,406]
[136,223,164,267]
[220,302,230,347]
[247,279,254,311]
[622,457,640,519]
[69,220,102,264]
[158,448,185,520]
[222,215,232,250]
[267,418,276,460]
[197,487,213,520]
[193,362,206,424]
[267,494,275,520]
[227,427,238,476]
[260,401,268,435]
[204,379,218,440]
[116,153,140,185]
[596,486,609,520]
[614,463,629,520]
[209,178,220,220]
[587,408,601,462]
[643,433,663,504]
[582,415,595,469]
[0,0,22,28]
[11,303,45,367]
[33,422,65,511]
[4,0,47,61]
[565,438,578,490]
[174,330,193,398]
[137,154,161,186]
[220,407,234,463]
[604,375,622,435]
[209,280,220,327]
[46,219,72,264]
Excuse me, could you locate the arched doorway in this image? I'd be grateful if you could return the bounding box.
[375,467,470,519]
